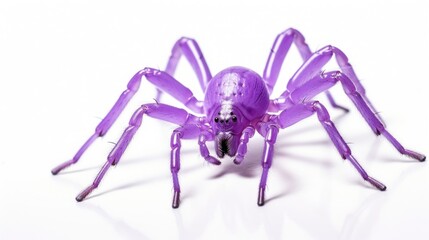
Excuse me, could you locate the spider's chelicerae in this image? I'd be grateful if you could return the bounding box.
[52,28,425,208]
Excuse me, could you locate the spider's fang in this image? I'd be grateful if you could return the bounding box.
[220,138,229,154]
[215,132,235,158]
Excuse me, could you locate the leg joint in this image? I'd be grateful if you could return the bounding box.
[170,130,182,148]
[308,101,330,122]
[129,105,149,127]
[264,124,279,144]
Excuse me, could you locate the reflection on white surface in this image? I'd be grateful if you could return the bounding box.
[0,0,428,239]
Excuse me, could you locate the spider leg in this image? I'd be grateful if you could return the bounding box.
[264,28,348,112]
[286,45,376,115]
[255,122,279,206]
[51,70,144,175]
[263,28,312,93]
[290,70,425,161]
[170,125,203,208]
[156,37,212,100]
[273,102,386,191]
[76,103,202,202]
[52,68,206,175]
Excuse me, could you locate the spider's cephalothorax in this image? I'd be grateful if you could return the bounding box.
[52,28,425,209]
[204,67,269,158]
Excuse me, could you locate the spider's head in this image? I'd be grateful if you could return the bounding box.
[211,104,249,158]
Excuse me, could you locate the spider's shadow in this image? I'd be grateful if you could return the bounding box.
[208,151,262,179]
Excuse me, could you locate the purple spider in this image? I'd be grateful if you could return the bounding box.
[52,28,425,208]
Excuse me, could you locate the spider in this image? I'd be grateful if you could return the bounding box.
[52,28,425,208]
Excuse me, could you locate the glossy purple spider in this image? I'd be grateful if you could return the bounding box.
[52,28,425,208]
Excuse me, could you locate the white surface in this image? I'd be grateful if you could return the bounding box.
[1,0,428,239]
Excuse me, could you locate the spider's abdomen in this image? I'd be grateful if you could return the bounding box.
[204,66,270,121]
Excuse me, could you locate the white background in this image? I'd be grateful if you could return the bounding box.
[1,0,428,239]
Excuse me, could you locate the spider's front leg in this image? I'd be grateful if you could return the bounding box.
[255,122,279,206]
[76,103,203,202]
[170,124,206,208]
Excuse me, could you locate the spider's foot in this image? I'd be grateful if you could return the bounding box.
[51,160,74,175]
[404,149,426,162]
[172,190,180,209]
[367,176,387,191]
[257,187,265,206]
[233,155,244,165]
[205,156,221,165]
[51,166,62,175]
[76,185,96,202]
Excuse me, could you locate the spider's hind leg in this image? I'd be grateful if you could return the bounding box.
[338,73,426,161]
[156,37,212,101]
[285,45,425,161]
[289,71,426,161]
[264,28,346,112]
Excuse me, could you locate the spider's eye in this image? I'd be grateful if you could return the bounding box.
[232,116,237,122]
[214,117,219,123]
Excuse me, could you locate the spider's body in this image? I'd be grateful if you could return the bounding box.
[205,67,269,158]
[52,28,425,209]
